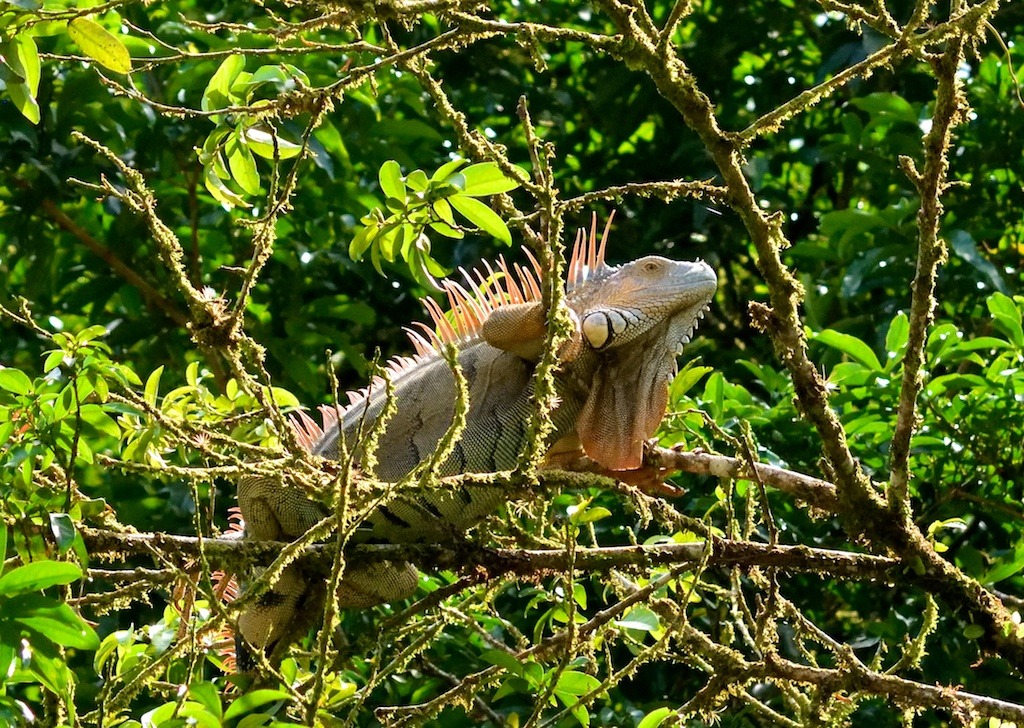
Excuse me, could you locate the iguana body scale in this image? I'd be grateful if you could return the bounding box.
[235,216,717,655]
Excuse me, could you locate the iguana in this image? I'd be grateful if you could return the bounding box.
[234,216,717,657]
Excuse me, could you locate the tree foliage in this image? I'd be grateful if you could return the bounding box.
[1,0,1024,725]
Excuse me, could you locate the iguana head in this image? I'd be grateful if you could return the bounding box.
[398,213,716,473]
[573,255,717,353]
[566,216,718,471]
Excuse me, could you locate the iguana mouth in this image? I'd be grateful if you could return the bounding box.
[673,303,710,355]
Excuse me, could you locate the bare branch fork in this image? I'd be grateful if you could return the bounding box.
[587,0,1024,671]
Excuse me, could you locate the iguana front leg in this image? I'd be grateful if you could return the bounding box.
[544,435,684,497]
[482,302,583,363]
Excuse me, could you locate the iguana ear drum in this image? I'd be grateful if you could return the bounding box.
[582,309,627,350]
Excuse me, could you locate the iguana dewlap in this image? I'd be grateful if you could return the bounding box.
[236,216,717,654]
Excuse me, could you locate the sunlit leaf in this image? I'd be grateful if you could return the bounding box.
[482,649,525,677]
[3,75,40,124]
[615,606,661,632]
[449,195,512,245]
[431,158,468,182]
[2,34,41,123]
[460,162,521,195]
[0,561,82,596]
[986,292,1024,347]
[378,160,406,201]
[67,18,131,74]
[244,127,303,160]
[0,368,32,396]
[143,366,163,407]
[884,312,909,366]
[637,707,673,728]
[201,53,245,111]
[222,689,291,720]
[556,670,601,695]
[226,133,260,196]
[203,166,250,208]
[814,329,882,370]
[5,594,99,649]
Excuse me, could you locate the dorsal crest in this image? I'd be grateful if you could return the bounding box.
[289,214,617,446]
[568,211,615,288]
[418,211,616,352]
[409,251,544,354]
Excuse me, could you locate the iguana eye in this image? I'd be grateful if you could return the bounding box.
[642,260,662,273]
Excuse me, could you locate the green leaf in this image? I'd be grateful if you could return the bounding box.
[142,703,179,726]
[555,670,601,695]
[849,92,918,125]
[615,606,661,632]
[569,702,590,728]
[202,53,245,111]
[188,682,223,721]
[405,169,429,191]
[637,707,673,728]
[431,158,468,182]
[814,329,882,370]
[43,350,65,372]
[246,65,288,86]
[481,649,524,677]
[432,198,457,227]
[670,364,712,401]
[2,34,41,123]
[449,195,512,245]
[0,368,32,396]
[226,133,260,196]
[572,505,611,524]
[949,230,1006,293]
[244,127,303,160]
[268,386,301,409]
[0,642,14,685]
[175,703,221,728]
[428,220,464,239]
[79,405,119,438]
[203,165,250,208]
[222,689,291,720]
[21,647,72,700]
[4,75,41,124]
[349,223,379,261]
[5,594,99,649]
[378,160,406,202]
[702,372,724,418]
[884,312,909,366]
[963,624,985,640]
[460,162,521,195]
[93,629,132,673]
[0,561,83,596]
[493,676,529,702]
[48,515,77,555]
[982,542,1024,584]
[67,18,131,74]
[986,292,1024,347]
[7,34,40,97]
[144,366,163,407]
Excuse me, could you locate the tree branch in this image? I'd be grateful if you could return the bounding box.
[78,525,899,583]
[650,446,838,512]
[33,196,189,327]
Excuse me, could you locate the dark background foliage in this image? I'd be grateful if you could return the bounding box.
[1,0,1023,725]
